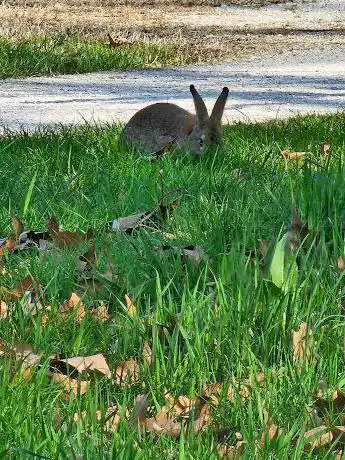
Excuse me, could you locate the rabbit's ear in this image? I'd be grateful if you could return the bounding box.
[210,87,229,124]
[190,85,208,127]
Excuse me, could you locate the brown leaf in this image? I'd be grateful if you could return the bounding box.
[59,293,85,322]
[91,302,109,322]
[49,372,89,397]
[281,149,307,160]
[260,409,279,447]
[143,342,152,366]
[288,210,309,251]
[12,215,24,239]
[59,354,111,378]
[108,33,134,48]
[319,142,331,156]
[315,389,345,417]
[48,216,90,249]
[8,275,41,301]
[217,440,245,459]
[125,294,137,316]
[303,425,333,450]
[0,300,8,319]
[193,403,209,435]
[0,235,17,256]
[338,256,344,273]
[292,322,313,363]
[164,393,199,417]
[155,245,204,265]
[145,410,182,438]
[114,359,140,386]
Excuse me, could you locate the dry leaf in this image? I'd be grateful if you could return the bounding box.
[59,354,111,378]
[281,149,307,160]
[0,300,8,319]
[217,440,245,459]
[91,303,109,322]
[59,293,85,322]
[319,142,331,156]
[12,215,24,239]
[104,404,130,432]
[155,245,204,265]
[8,274,41,300]
[338,256,344,273]
[109,211,152,233]
[0,235,16,256]
[125,294,137,316]
[193,403,209,435]
[49,372,89,397]
[143,342,152,366]
[114,359,140,386]
[145,410,182,438]
[303,425,333,450]
[260,409,279,447]
[48,216,91,249]
[292,322,313,363]
[108,33,134,47]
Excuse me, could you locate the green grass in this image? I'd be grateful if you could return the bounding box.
[0,35,195,78]
[1,113,345,458]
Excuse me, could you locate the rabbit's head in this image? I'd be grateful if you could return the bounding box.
[186,85,229,155]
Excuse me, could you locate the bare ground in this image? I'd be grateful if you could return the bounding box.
[1,0,345,62]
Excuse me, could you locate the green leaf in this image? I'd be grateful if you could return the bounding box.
[270,232,288,289]
[23,169,38,217]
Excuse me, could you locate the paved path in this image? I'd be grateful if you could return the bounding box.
[0,47,344,133]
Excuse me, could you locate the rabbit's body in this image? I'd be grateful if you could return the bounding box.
[123,103,196,154]
[122,85,229,155]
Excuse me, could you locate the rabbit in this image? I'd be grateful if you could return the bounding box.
[122,85,229,155]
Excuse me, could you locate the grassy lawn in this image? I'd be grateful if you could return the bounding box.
[1,114,345,458]
[0,35,194,78]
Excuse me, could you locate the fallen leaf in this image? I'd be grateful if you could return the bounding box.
[287,209,309,252]
[145,410,182,438]
[91,302,109,322]
[114,359,140,386]
[338,256,344,273]
[193,403,209,435]
[281,149,307,160]
[59,293,85,322]
[315,389,345,418]
[48,216,91,249]
[11,215,24,239]
[49,372,89,397]
[319,141,331,156]
[108,33,134,47]
[260,409,279,447]
[59,354,111,378]
[155,245,204,265]
[217,440,245,459]
[0,235,16,256]
[303,425,333,451]
[143,342,152,366]
[292,322,314,363]
[0,300,8,319]
[108,211,152,233]
[125,294,137,316]
[8,274,41,301]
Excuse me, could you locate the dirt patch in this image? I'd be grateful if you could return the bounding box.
[1,0,344,62]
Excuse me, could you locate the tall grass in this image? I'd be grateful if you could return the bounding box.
[0,114,345,457]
